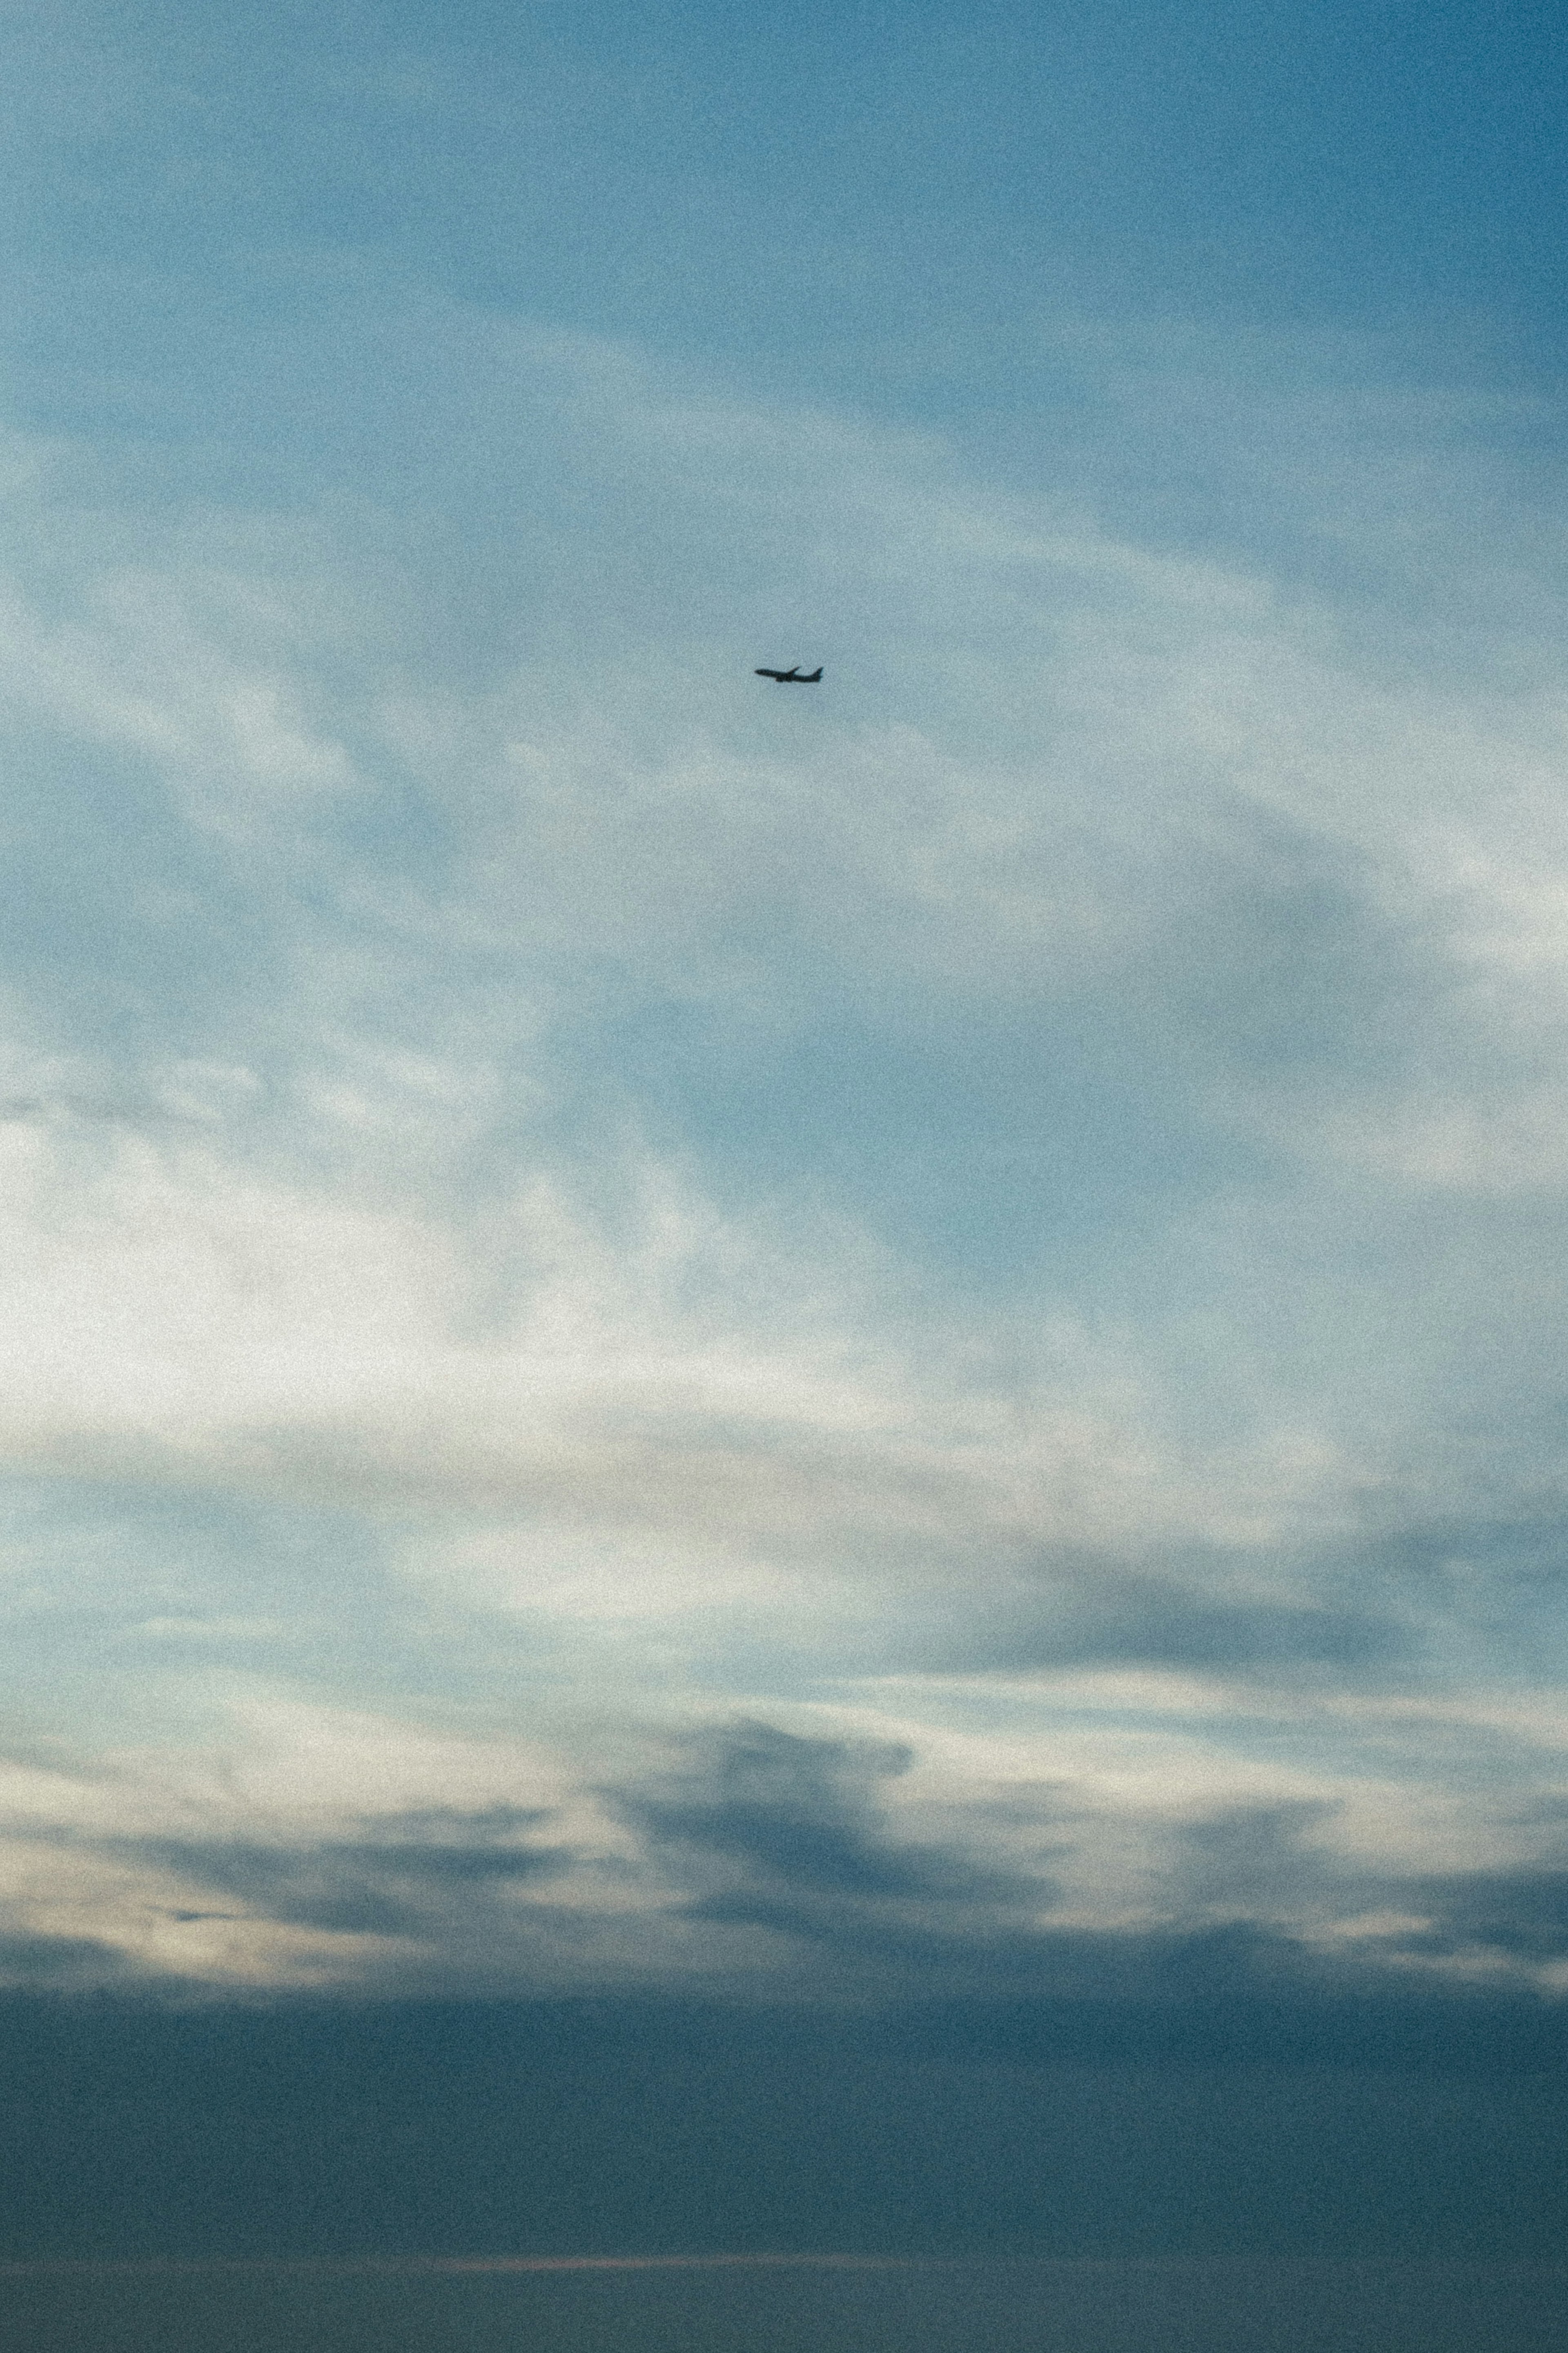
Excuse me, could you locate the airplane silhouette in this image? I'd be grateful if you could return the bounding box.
[755,665,823,683]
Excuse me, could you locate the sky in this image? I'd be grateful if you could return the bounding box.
[3,0,1568,2334]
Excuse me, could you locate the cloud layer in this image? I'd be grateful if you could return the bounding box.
[2,285,1568,2024]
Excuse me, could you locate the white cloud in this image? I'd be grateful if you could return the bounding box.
[3,304,1568,1996]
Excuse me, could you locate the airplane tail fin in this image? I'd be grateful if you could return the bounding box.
[804,667,823,682]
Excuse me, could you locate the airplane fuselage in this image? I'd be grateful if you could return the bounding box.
[755,666,823,683]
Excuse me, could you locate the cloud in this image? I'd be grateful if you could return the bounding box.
[1,297,1567,2023]
[625,1721,1042,1917]
[97,1806,571,1939]
[1397,1868,1568,1971]
[923,1561,1412,1679]
[1,1682,1567,2005]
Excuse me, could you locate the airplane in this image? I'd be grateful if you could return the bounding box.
[755,665,823,683]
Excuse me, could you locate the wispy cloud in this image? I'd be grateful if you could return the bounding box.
[1,292,1567,2017]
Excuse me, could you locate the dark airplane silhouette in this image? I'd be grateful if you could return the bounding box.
[755,665,823,683]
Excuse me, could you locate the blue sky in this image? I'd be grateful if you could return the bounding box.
[3,0,1568,2298]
